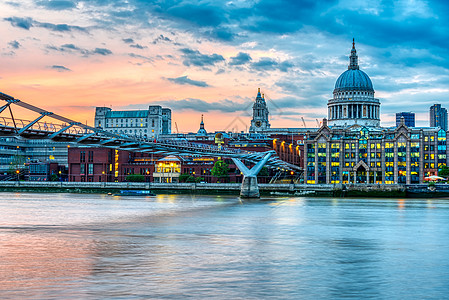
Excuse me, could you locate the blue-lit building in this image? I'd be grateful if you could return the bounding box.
[396,112,415,127]
[430,104,447,131]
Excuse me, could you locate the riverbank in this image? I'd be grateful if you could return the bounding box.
[1,181,447,197]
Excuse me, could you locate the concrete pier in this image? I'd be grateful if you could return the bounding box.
[232,151,274,198]
[240,176,260,198]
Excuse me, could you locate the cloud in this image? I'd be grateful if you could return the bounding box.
[5,2,20,7]
[154,98,248,113]
[180,48,224,67]
[122,38,134,44]
[164,3,225,27]
[47,44,112,56]
[93,48,112,55]
[38,21,86,32]
[8,40,21,49]
[35,0,77,10]
[166,76,209,87]
[229,52,252,66]
[47,43,88,55]
[152,34,172,44]
[205,27,236,41]
[4,16,87,32]
[50,65,71,72]
[128,53,153,61]
[251,57,294,72]
[4,17,33,30]
[130,44,147,49]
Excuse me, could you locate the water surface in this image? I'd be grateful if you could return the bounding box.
[1,193,449,299]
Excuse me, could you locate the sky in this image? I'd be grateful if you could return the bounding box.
[1,0,449,133]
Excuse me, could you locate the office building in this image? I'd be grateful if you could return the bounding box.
[396,112,415,127]
[430,104,447,131]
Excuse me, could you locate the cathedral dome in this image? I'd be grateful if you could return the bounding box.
[327,39,380,128]
[334,69,373,92]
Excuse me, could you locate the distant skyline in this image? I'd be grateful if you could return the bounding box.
[1,0,449,132]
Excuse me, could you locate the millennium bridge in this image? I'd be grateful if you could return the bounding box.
[0,91,301,197]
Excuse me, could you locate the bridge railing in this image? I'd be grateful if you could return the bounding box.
[0,116,86,135]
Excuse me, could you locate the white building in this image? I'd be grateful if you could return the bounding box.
[95,106,171,139]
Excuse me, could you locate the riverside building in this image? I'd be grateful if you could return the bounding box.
[94,106,171,139]
[303,41,446,184]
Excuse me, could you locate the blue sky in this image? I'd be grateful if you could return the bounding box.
[1,0,449,131]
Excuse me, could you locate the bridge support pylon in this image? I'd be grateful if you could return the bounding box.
[232,151,274,198]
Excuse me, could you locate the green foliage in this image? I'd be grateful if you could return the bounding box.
[186,175,196,182]
[438,165,449,177]
[179,173,204,183]
[126,174,145,182]
[50,174,59,181]
[428,181,436,187]
[257,166,269,177]
[179,173,191,183]
[211,160,229,178]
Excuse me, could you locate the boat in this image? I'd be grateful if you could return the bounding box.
[406,184,449,198]
[114,190,156,196]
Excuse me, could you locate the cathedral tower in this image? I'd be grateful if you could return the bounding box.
[249,88,270,132]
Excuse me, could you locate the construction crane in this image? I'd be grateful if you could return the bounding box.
[174,122,179,134]
[301,117,306,128]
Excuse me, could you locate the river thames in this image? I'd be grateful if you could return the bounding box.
[1,193,449,299]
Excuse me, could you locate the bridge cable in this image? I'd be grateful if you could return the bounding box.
[8,105,18,134]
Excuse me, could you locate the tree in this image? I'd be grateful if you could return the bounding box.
[195,176,204,183]
[126,174,145,182]
[257,166,269,177]
[211,160,229,182]
[179,173,191,183]
[438,165,449,177]
[179,173,203,183]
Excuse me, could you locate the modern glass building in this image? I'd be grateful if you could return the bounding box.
[430,104,447,131]
[396,112,415,127]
